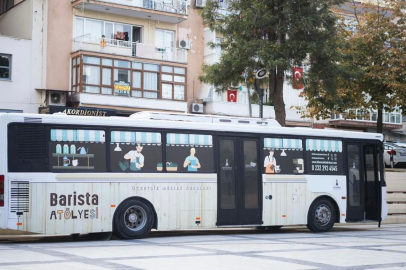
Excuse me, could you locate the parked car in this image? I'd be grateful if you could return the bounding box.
[384,142,406,168]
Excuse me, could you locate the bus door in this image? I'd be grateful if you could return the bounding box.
[363,144,381,221]
[346,143,381,221]
[217,137,262,226]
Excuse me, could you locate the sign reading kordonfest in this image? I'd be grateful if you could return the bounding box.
[114,81,131,97]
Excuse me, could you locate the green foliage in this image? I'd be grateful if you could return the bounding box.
[199,0,344,125]
[303,0,406,132]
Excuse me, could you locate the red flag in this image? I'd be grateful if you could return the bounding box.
[292,67,303,89]
[227,90,237,102]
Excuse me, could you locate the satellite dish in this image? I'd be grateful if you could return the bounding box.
[255,68,268,79]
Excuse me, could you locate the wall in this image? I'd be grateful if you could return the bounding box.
[178,5,204,107]
[0,0,32,39]
[0,36,41,113]
[44,0,73,91]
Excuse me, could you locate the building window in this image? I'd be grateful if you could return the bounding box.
[0,54,11,80]
[72,56,186,101]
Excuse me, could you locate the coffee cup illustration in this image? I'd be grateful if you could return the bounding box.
[72,159,79,167]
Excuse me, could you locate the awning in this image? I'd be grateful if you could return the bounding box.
[264,138,302,150]
[167,133,213,147]
[51,129,105,143]
[110,131,161,145]
[306,139,342,152]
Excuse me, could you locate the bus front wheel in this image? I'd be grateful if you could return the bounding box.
[307,198,335,233]
[113,198,154,239]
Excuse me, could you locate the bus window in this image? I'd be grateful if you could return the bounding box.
[110,131,162,173]
[50,129,106,172]
[347,144,361,207]
[305,139,343,174]
[263,138,304,174]
[166,133,214,172]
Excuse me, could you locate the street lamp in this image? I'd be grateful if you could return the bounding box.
[254,68,268,119]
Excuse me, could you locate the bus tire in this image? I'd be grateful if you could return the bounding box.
[113,198,154,239]
[307,198,335,233]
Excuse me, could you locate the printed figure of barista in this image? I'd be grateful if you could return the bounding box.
[264,150,277,174]
[183,148,201,172]
[124,144,144,171]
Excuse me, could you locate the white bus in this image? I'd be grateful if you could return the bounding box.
[0,112,388,239]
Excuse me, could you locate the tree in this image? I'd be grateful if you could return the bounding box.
[303,0,406,133]
[199,0,344,126]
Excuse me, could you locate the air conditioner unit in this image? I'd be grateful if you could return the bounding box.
[47,91,67,106]
[195,0,206,8]
[191,103,203,114]
[178,39,190,50]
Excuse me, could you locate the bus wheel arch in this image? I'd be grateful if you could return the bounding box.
[112,196,157,239]
[307,196,340,233]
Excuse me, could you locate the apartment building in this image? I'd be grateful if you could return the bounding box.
[0,0,205,116]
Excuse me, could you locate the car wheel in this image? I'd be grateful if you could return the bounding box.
[113,198,154,239]
[307,198,335,233]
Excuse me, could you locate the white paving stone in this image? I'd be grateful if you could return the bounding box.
[365,268,406,270]
[0,262,109,270]
[51,245,211,259]
[186,242,318,253]
[369,245,406,252]
[261,248,406,267]
[141,234,248,244]
[0,250,63,264]
[282,235,404,246]
[108,255,316,270]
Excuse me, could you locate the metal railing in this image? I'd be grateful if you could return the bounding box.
[72,35,187,63]
[96,0,187,15]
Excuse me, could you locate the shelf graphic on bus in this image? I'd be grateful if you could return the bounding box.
[263,138,304,174]
[110,131,162,172]
[50,129,106,171]
[305,139,343,174]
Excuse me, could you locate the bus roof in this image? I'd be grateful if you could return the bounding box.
[1,113,384,141]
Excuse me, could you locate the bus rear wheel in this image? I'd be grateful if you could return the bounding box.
[307,198,335,233]
[113,199,154,239]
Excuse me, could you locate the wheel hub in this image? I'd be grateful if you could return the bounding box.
[124,205,147,231]
[128,213,138,223]
[315,204,331,226]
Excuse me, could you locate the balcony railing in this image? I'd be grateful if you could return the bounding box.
[93,0,187,15]
[330,109,402,125]
[72,35,187,63]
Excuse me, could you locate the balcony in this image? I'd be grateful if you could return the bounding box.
[71,53,188,112]
[71,0,187,24]
[330,109,402,129]
[73,35,187,63]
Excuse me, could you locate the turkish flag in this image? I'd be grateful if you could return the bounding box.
[292,67,303,89]
[227,90,237,102]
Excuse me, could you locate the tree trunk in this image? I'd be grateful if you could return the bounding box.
[377,108,383,134]
[268,67,286,126]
